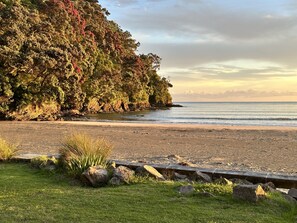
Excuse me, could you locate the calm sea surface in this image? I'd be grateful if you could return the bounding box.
[89,102,297,127]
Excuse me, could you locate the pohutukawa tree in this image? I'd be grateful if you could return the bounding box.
[0,0,172,120]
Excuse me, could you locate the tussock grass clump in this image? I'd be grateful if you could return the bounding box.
[0,138,18,161]
[59,134,113,176]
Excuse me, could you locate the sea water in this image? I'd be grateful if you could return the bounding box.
[90,102,297,127]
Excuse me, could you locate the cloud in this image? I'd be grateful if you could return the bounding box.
[103,0,297,69]
[118,0,297,41]
[173,90,297,102]
[114,0,138,6]
[139,36,297,68]
[100,0,297,101]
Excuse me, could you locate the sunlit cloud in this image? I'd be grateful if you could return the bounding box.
[100,0,297,101]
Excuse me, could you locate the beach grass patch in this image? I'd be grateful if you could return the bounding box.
[0,163,296,223]
[0,138,18,161]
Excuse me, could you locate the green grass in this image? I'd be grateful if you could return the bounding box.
[0,163,296,223]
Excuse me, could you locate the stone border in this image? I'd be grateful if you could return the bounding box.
[10,153,297,189]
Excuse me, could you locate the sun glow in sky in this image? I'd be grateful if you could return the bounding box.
[100,0,297,102]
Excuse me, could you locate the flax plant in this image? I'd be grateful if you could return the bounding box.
[59,134,112,176]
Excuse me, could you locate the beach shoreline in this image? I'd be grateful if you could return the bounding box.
[58,120,297,131]
[1,121,296,175]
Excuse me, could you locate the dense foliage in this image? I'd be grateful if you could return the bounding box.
[0,0,172,120]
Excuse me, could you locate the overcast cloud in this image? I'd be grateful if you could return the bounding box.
[100,0,297,101]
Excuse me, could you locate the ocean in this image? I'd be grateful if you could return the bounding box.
[89,102,297,127]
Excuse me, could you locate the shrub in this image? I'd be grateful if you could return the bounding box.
[59,134,113,176]
[0,138,18,161]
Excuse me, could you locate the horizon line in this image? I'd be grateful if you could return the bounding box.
[173,101,297,103]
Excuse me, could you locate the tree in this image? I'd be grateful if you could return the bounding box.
[0,0,172,120]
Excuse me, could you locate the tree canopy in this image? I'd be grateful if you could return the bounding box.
[0,0,172,120]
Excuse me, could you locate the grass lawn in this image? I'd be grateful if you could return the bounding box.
[0,163,296,223]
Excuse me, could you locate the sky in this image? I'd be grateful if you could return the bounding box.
[99,0,297,102]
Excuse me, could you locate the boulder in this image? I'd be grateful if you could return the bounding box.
[258,182,276,193]
[265,182,276,189]
[233,185,266,202]
[82,166,109,187]
[288,188,297,200]
[191,171,212,183]
[135,166,150,177]
[178,185,195,195]
[113,166,135,183]
[141,165,165,180]
[283,194,297,204]
[109,177,122,186]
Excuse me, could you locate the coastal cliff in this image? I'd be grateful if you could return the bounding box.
[0,0,172,120]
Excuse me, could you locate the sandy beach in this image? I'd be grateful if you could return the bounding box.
[0,121,296,174]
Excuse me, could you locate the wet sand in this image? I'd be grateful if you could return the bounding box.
[0,121,296,174]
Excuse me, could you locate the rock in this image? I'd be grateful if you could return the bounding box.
[102,103,113,113]
[283,194,297,204]
[174,172,188,180]
[288,188,297,200]
[166,104,183,108]
[159,169,175,180]
[233,185,266,202]
[142,165,165,180]
[276,188,289,194]
[191,171,212,183]
[258,182,276,193]
[109,177,122,186]
[82,166,109,187]
[230,178,253,185]
[128,102,150,111]
[112,101,124,112]
[113,166,135,183]
[178,185,195,195]
[135,166,150,177]
[122,102,130,111]
[265,182,276,189]
[214,178,233,186]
